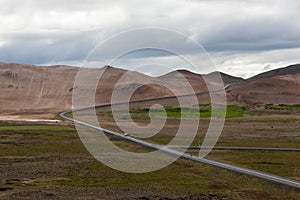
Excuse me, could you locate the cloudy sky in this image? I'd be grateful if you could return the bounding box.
[1,0,300,78]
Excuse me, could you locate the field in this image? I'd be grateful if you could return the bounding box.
[129,104,248,119]
[0,106,299,199]
[97,107,300,180]
[128,104,300,119]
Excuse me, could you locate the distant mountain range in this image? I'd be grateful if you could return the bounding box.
[0,62,299,119]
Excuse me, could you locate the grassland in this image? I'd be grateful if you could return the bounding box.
[128,103,300,120]
[0,123,299,199]
[129,104,248,119]
[0,104,300,199]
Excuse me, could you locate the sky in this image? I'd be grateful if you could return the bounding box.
[0,0,300,78]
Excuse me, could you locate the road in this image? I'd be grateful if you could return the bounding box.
[59,112,300,189]
[168,146,300,152]
[66,83,236,113]
[59,83,300,189]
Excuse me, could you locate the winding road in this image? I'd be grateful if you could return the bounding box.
[59,83,300,189]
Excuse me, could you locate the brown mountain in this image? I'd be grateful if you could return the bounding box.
[0,63,212,119]
[160,70,247,85]
[228,64,300,105]
[206,71,247,85]
[0,62,77,118]
[0,62,299,119]
[247,64,300,81]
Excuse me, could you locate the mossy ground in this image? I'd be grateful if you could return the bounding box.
[0,119,299,199]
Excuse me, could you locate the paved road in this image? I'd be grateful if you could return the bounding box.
[168,146,300,152]
[66,83,235,113]
[60,110,300,189]
[60,83,300,189]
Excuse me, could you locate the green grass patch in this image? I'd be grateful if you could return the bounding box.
[130,104,248,119]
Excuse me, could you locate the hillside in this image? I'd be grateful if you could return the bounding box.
[0,63,214,118]
[206,71,247,85]
[0,62,299,119]
[228,64,300,105]
[247,64,300,81]
[160,70,247,85]
[0,62,77,117]
[228,75,300,105]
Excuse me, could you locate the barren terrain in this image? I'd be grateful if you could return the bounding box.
[1,62,299,120]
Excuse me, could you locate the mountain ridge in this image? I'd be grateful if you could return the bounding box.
[1,61,299,81]
[0,61,299,119]
[247,64,300,81]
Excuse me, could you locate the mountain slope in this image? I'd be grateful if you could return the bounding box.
[228,64,300,105]
[0,62,77,116]
[0,62,299,119]
[0,63,212,118]
[206,71,247,85]
[160,69,247,85]
[247,64,300,81]
[228,74,300,105]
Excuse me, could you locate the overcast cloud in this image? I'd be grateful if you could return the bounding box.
[0,0,300,78]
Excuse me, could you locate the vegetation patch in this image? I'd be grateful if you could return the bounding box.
[264,104,300,110]
[130,104,248,119]
[0,121,299,199]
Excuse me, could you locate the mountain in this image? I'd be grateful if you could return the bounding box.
[160,70,204,81]
[0,62,77,118]
[206,71,247,85]
[0,63,161,118]
[0,62,299,119]
[227,74,300,105]
[160,70,247,85]
[0,63,211,119]
[228,64,300,105]
[247,64,300,81]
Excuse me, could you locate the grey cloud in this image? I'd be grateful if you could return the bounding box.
[0,30,99,64]
[0,0,300,77]
[198,14,300,52]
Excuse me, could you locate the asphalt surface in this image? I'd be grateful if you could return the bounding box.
[168,146,300,152]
